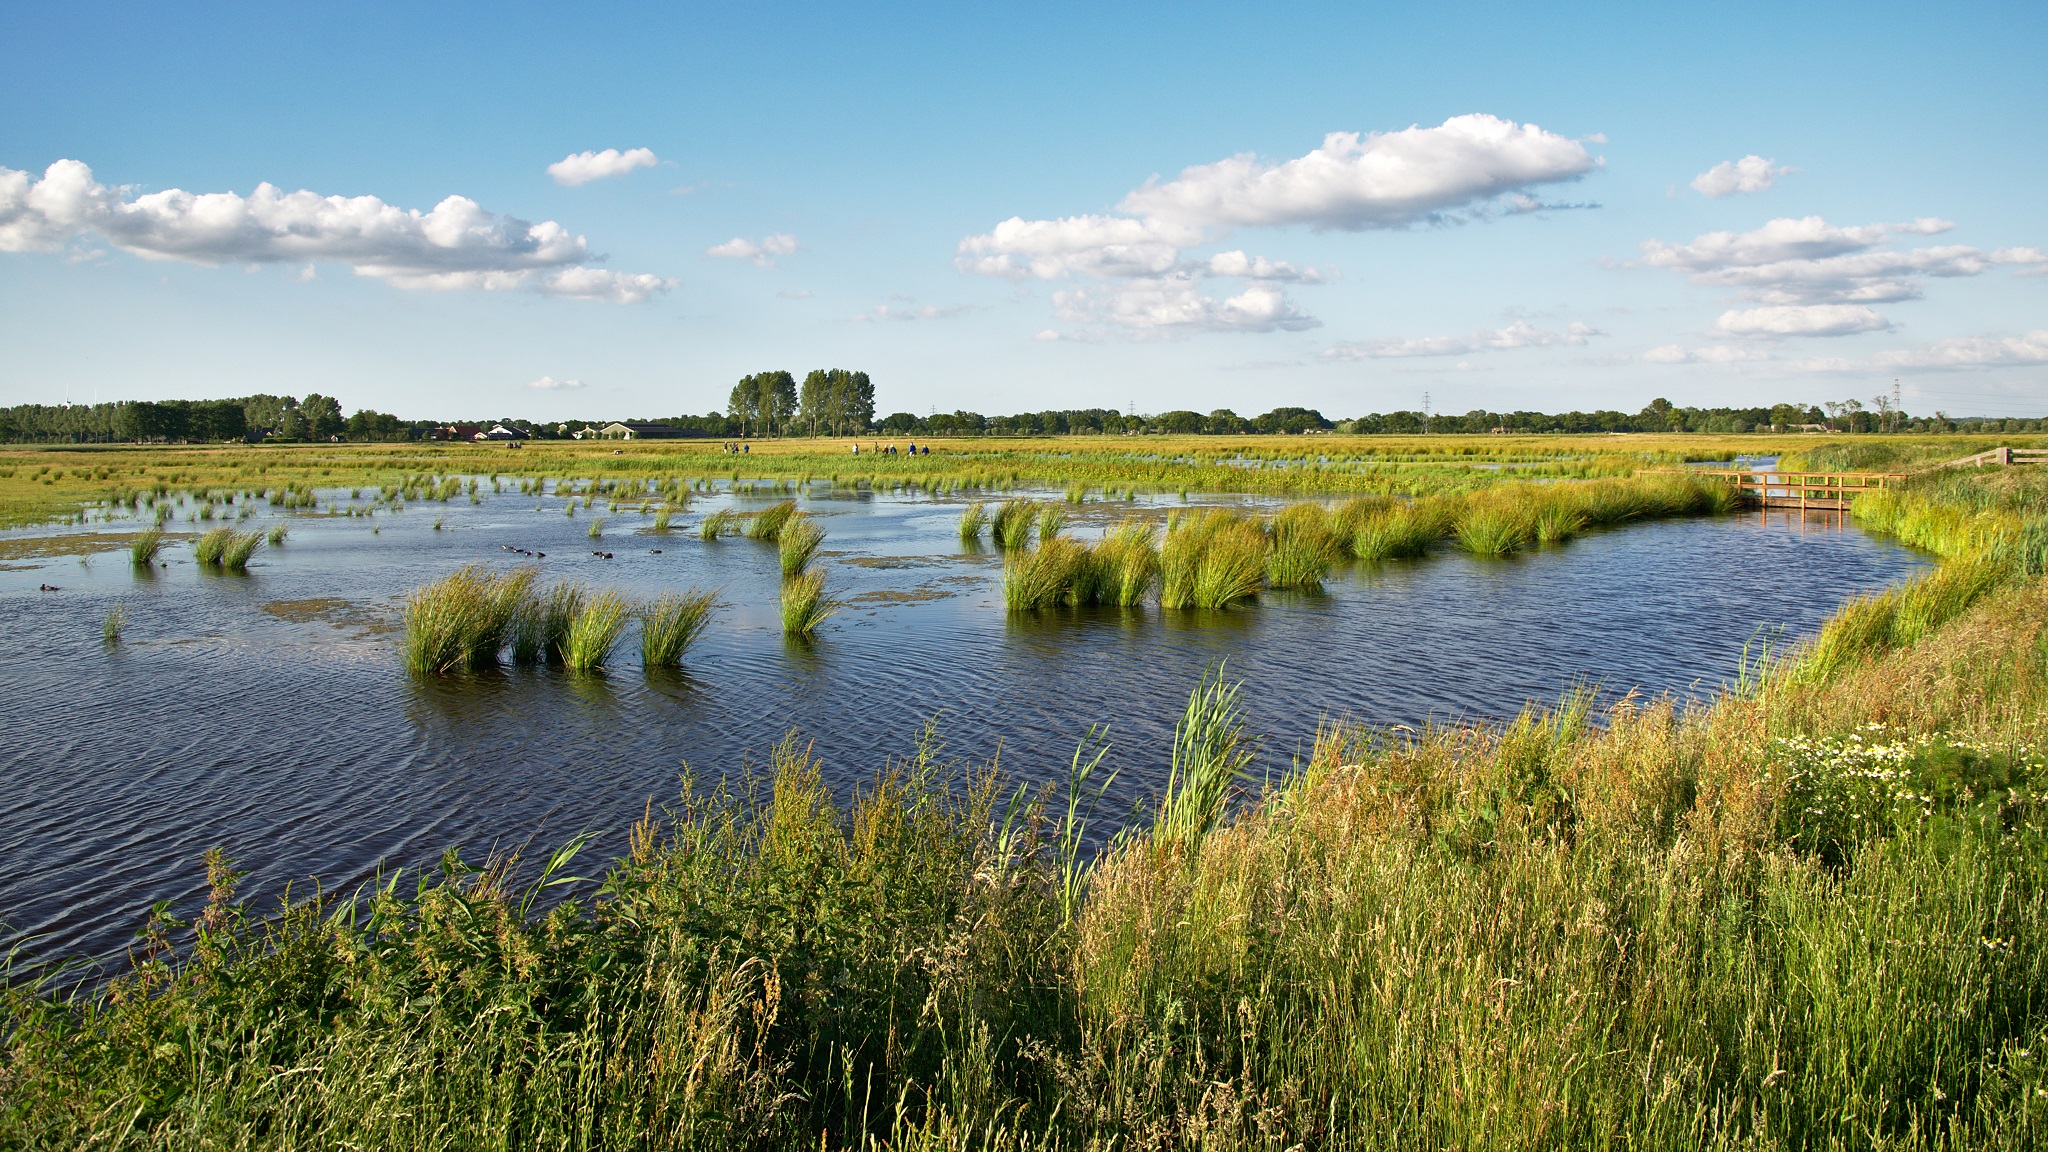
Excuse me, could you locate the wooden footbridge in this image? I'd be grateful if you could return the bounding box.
[1662,469,1908,511]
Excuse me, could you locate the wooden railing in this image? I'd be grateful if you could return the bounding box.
[1943,447,2048,468]
[1656,469,1907,510]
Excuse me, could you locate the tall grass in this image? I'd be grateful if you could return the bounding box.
[781,569,834,636]
[265,523,288,547]
[1265,502,1341,588]
[651,505,674,533]
[1159,509,1266,608]
[101,604,124,642]
[957,500,988,543]
[992,499,1036,551]
[562,589,630,670]
[193,527,262,570]
[640,590,716,668]
[129,526,164,566]
[511,581,584,664]
[1094,520,1159,606]
[1036,503,1067,541]
[1004,535,1093,610]
[401,564,539,675]
[747,499,800,541]
[778,514,825,578]
[588,516,605,539]
[1351,497,1452,560]
[698,508,743,540]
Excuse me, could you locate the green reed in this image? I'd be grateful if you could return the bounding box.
[401,564,538,675]
[1036,503,1067,541]
[957,500,989,543]
[512,581,584,664]
[698,508,743,540]
[588,517,605,539]
[1265,502,1342,589]
[102,604,124,643]
[778,514,826,578]
[651,505,673,533]
[1004,535,1093,610]
[992,499,1037,551]
[1159,509,1266,608]
[747,499,800,541]
[640,589,717,668]
[129,526,164,567]
[562,590,630,671]
[781,569,834,637]
[1094,520,1160,606]
[194,527,262,570]
[265,523,288,547]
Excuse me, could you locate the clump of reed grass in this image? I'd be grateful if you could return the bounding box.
[992,499,1037,551]
[698,508,743,540]
[747,499,800,541]
[102,605,124,643]
[402,564,538,675]
[781,569,834,637]
[1265,502,1341,589]
[1036,503,1067,541]
[1064,483,1086,503]
[1004,536,1094,610]
[651,505,673,533]
[1093,521,1159,606]
[193,527,263,571]
[562,590,630,671]
[958,501,988,543]
[512,581,584,664]
[588,517,605,539]
[640,590,716,668]
[1351,499,1450,560]
[265,523,288,547]
[129,526,164,567]
[779,514,826,578]
[1455,496,1535,556]
[1159,509,1266,608]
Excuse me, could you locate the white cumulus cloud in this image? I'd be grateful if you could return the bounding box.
[1715,304,1891,337]
[706,232,799,267]
[1322,319,1601,361]
[1054,278,1319,337]
[1120,114,1598,230]
[1642,343,1774,364]
[957,115,1596,339]
[1795,330,2048,373]
[546,148,659,186]
[0,159,672,302]
[1691,155,1792,198]
[527,376,585,390]
[1637,215,2037,333]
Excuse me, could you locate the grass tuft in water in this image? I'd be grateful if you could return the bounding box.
[588,517,605,539]
[991,500,1037,551]
[778,514,826,578]
[781,569,834,637]
[1092,520,1159,606]
[129,526,164,567]
[957,501,988,543]
[1265,503,1342,589]
[265,523,288,547]
[698,508,743,540]
[640,590,716,668]
[747,499,800,541]
[1004,535,1093,610]
[1160,509,1266,608]
[562,590,630,671]
[512,581,584,664]
[1036,503,1067,542]
[401,564,539,675]
[194,527,263,570]
[102,605,124,643]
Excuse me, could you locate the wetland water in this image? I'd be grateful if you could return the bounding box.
[2,483,1930,965]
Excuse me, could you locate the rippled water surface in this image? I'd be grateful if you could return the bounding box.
[1,484,1930,964]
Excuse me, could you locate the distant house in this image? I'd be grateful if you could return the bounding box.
[594,421,679,440]
[431,423,481,441]
[476,424,529,441]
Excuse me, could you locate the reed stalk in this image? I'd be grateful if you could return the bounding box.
[992,499,1036,551]
[748,499,800,541]
[640,590,716,668]
[562,590,630,670]
[957,501,988,543]
[129,526,164,567]
[781,569,834,636]
[778,514,826,578]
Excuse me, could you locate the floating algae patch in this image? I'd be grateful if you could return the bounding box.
[0,531,187,562]
[834,554,948,570]
[260,597,399,636]
[848,585,957,605]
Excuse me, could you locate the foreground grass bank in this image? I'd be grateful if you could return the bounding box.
[5,475,2048,1150]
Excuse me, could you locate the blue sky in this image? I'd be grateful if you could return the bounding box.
[3,0,2044,420]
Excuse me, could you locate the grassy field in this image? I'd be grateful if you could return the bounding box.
[4,431,2043,528]
[4,467,2047,1148]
